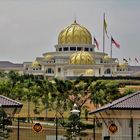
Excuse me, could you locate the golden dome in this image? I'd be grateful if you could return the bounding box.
[31,60,40,67]
[103,55,111,62]
[69,51,95,65]
[58,20,92,45]
[44,55,53,61]
[118,63,127,68]
[85,69,94,75]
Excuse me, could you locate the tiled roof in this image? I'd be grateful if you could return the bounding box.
[0,95,23,107]
[0,61,23,68]
[128,66,140,71]
[89,91,140,114]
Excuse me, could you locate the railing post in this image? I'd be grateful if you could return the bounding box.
[17,117,19,140]
[93,117,96,140]
[131,117,133,140]
[56,117,58,140]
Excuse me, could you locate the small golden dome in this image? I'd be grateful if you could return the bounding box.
[44,55,53,61]
[31,60,40,67]
[118,63,127,68]
[85,69,94,75]
[58,20,92,45]
[69,51,95,65]
[103,55,111,62]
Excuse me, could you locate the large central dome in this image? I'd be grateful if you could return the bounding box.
[58,20,92,45]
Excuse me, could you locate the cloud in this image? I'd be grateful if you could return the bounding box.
[0,0,140,64]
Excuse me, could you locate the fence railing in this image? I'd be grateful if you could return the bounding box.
[3,117,140,140]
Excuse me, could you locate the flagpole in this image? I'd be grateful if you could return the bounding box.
[110,36,113,76]
[103,13,105,53]
[129,58,131,65]
[110,36,112,58]
[102,13,105,76]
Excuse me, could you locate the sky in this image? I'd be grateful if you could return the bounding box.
[0,0,140,65]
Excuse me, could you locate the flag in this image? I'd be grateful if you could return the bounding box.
[111,37,120,48]
[94,37,99,50]
[104,17,109,38]
[135,58,138,63]
[123,58,128,63]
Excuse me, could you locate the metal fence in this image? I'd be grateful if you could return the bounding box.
[4,117,140,140]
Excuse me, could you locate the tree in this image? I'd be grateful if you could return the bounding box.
[89,80,121,107]
[30,84,41,114]
[12,81,25,100]
[7,71,20,86]
[22,79,36,122]
[52,79,71,119]
[64,113,81,140]
[0,79,13,98]
[40,79,56,118]
[63,105,88,140]
[0,72,7,78]
[0,108,12,140]
[68,80,91,116]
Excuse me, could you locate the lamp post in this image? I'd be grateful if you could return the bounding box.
[70,103,80,139]
[55,112,58,140]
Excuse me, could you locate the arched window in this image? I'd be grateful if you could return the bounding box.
[85,48,89,51]
[59,48,62,51]
[58,67,61,73]
[77,47,82,51]
[104,68,111,74]
[47,68,52,73]
[64,47,68,51]
[100,59,103,63]
[46,68,54,74]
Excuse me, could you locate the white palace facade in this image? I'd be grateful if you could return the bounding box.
[0,20,140,79]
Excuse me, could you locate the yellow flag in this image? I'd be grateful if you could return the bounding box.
[104,18,109,38]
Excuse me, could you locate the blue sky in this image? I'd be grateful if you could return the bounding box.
[0,0,140,65]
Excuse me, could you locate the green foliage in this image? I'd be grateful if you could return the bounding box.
[63,113,88,139]
[123,88,135,96]
[0,79,13,98]
[118,80,140,87]
[89,80,120,106]
[0,108,12,140]
[0,73,137,123]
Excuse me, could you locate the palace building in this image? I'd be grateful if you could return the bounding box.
[0,20,139,79]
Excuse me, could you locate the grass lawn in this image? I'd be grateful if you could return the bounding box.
[16,101,54,118]
[15,101,89,118]
[15,101,70,118]
[119,85,140,93]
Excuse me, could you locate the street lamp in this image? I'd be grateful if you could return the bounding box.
[70,104,80,139]
[71,104,80,114]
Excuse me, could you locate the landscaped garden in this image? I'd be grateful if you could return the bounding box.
[1,71,140,139]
